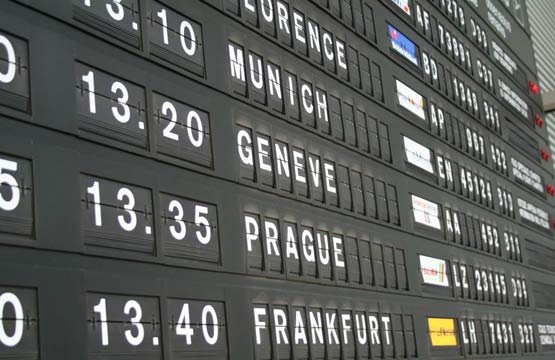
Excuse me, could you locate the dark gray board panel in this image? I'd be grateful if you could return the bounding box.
[0,0,554,359]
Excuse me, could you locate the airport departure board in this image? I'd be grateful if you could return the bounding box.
[0,0,554,358]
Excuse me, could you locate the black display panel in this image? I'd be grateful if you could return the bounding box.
[0,0,553,359]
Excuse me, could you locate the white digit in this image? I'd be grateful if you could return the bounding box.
[0,35,16,84]
[169,199,186,240]
[157,8,169,44]
[161,101,179,141]
[186,111,203,148]
[0,293,23,347]
[195,205,211,244]
[111,81,130,123]
[106,0,125,21]
[82,71,96,114]
[179,21,196,56]
[117,188,137,231]
[84,0,91,6]
[124,300,144,346]
[87,180,102,226]
[202,305,219,345]
[0,159,20,212]
[475,269,482,291]
[176,303,194,344]
[93,298,109,346]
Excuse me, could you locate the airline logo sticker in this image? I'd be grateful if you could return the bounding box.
[404,136,434,174]
[396,80,426,120]
[391,0,411,16]
[428,318,458,346]
[538,324,555,345]
[419,255,449,287]
[517,197,549,229]
[412,195,441,230]
[388,24,418,66]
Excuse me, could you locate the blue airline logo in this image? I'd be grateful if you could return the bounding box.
[388,24,419,67]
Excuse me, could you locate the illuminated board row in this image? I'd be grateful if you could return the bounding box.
[0,287,416,359]
[0,286,547,359]
[1,147,536,303]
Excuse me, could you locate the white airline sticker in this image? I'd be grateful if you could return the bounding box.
[498,79,529,119]
[538,324,555,345]
[404,136,434,174]
[412,195,441,230]
[517,198,550,229]
[419,255,449,287]
[396,80,426,120]
[511,157,544,193]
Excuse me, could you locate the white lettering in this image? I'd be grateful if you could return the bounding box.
[324,162,336,193]
[254,307,267,345]
[229,44,245,81]
[245,215,259,252]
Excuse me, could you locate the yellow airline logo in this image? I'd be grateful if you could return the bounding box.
[428,317,458,346]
